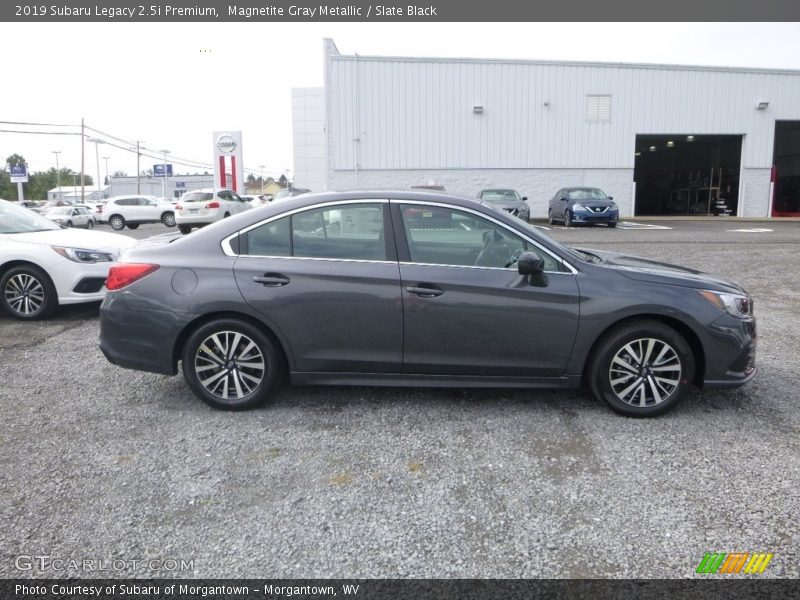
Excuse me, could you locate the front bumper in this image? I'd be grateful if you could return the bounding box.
[701,314,757,390]
[572,210,618,223]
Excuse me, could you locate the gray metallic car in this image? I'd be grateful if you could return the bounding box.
[478,189,530,222]
[99,191,756,417]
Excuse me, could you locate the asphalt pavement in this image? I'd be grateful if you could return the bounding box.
[1,220,798,578]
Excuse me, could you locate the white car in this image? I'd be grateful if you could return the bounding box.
[0,199,137,320]
[174,188,251,234]
[43,205,96,229]
[99,195,177,230]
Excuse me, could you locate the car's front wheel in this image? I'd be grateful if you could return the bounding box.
[181,319,283,410]
[608,221,617,228]
[86,219,94,229]
[161,212,176,227]
[588,319,695,417]
[547,209,555,225]
[109,215,125,230]
[564,210,572,227]
[127,223,139,230]
[0,265,58,320]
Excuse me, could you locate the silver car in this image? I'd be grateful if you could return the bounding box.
[478,189,530,222]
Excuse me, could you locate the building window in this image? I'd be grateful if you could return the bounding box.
[586,95,612,122]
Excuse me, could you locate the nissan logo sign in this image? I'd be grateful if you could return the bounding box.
[216,134,237,153]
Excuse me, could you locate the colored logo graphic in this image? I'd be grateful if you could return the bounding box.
[696,552,773,574]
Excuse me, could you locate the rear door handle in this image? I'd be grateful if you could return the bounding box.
[406,285,444,298]
[253,273,290,287]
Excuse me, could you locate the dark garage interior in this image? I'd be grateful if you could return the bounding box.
[633,135,742,216]
[772,120,800,216]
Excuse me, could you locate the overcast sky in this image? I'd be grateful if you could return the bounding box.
[2,22,800,184]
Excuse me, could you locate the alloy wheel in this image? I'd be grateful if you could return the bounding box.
[194,331,266,401]
[608,337,681,407]
[4,273,45,316]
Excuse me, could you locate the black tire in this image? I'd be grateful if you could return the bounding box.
[564,210,572,227]
[223,212,231,218]
[126,223,140,230]
[608,221,617,228]
[547,209,554,225]
[178,225,192,235]
[161,212,176,227]
[86,219,94,229]
[109,215,125,230]
[66,220,73,228]
[588,319,695,417]
[181,319,282,410]
[0,264,58,320]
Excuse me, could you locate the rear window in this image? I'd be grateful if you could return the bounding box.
[182,192,214,203]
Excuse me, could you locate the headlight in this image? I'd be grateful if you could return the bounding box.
[572,203,588,211]
[610,202,618,211]
[699,290,753,318]
[52,246,114,263]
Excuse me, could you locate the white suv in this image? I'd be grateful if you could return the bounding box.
[99,195,177,230]
[174,188,251,234]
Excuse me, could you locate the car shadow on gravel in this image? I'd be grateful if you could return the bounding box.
[0,301,101,351]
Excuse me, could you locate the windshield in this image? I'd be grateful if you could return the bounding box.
[568,189,607,200]
[0,200,61,233]
[481,190,521,203]
[181,192,214,203]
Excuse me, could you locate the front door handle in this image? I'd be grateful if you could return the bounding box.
[253,273,290,287]
[406,285,444,298]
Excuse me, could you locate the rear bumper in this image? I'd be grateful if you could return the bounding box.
[175,209,222,226]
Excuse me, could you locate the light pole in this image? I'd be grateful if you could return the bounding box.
[52,151,61,200]
[102,156,111,196]
[259,165,265,194]
[86,137,105,202]
[159,149,170,200]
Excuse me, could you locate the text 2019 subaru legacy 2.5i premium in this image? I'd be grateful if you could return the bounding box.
[99,191,755,417]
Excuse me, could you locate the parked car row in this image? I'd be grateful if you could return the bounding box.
[415,186,619,227]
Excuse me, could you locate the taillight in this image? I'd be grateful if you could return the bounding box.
[175,204,183,210]
[106,263,159,291]
[206,201,220,209]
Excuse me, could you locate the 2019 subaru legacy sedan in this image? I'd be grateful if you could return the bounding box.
[99,191,755,417]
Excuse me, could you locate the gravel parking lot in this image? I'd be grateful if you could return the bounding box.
[1,220,798,578]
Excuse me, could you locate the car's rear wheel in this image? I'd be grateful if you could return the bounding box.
[564,210,572,227]
[182,319,282,410]
[178,225,192,235]
[86,219,94,229]
[588,319,694,417]
[161,212,176,227]
[0,265,57,320]
[109,215,125,230]
[66,220,73,228]
[224,212,231,218]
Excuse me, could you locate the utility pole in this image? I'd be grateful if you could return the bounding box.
[135,140,144,194]
[160,149,170,200]
[52,151,61,199]
[80,118,85,204]
[102,156,110,196]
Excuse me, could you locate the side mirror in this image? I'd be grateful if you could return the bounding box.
[560,197,567,202]
[522,196,528,201]
[518,251,549,287]
[608,196,614,200]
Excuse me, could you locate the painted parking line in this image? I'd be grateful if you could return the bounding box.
[532,224,551,230]
[616,222,673,230]
[726,228,773,233]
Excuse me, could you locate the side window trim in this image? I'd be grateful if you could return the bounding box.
[221,199,396,262]
[391,199,575,275]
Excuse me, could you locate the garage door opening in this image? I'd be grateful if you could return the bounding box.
[633,135,742,216]
[772,121,800,217]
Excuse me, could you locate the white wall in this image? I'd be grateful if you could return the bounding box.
[292,87,328,192]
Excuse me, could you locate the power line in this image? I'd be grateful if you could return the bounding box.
[0,129,82,135]
[0,120,76,127]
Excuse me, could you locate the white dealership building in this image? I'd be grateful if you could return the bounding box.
[292,39,800,218]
